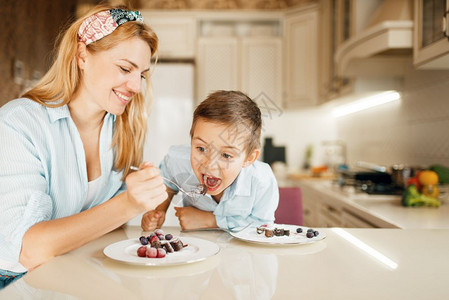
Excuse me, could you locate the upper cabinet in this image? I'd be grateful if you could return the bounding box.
[142,7,318,109]
[413,0,449,69]
[318,0,353,102]
[197,36,239,101]
[241,37,282,106]
[196,17,283,106]
[328,0,413,102]
[141,12,197,59]
[284,5,319,108]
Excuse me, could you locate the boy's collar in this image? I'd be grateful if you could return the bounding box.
[230,167,252,197]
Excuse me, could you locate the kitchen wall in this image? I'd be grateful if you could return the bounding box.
[272,66,449,171]
[261,106,336,170]
[336,68,449,169]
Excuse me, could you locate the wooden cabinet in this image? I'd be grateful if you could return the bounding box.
[341,210,376,228]
[197,35,282,106]
[318,203,343,227]
[318,0,354,102]
[141,13,197,59]
[299,182,377,228]
[284,6,319,108]
[413,0,449,68]
[302,197,319,227]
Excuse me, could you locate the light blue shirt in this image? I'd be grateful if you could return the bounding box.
[0,98,125,272]
[160,145,279,230]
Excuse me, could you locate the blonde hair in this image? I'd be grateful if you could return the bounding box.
[22,4,158,179]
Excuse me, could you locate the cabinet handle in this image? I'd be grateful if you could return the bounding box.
[444,7,449,39]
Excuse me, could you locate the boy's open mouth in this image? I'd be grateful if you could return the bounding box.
[202,174,222,192]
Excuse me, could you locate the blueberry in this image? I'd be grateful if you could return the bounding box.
[306,232,314,238]
[165,233,173,240]
[307,228,314,233]
[314,231,319,237]
[139,236,149,245]
[296,228,303,233]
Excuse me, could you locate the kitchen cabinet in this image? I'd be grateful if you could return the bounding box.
[197,33,282,106]
[197,37,239,102]
[294,179,449,229]
[318,0,354,102]
[241,38,282,106]
[302,196,319,226]
[319,203,343,227]
[284,5,319,107]
[303,195,376,228]
[298,180,387,228]
[141,12,197,59]
[413,0,449,68]
[341,209,377,228]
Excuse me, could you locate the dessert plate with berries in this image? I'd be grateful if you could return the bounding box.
[229,224,326,245]
[103,230,220,266]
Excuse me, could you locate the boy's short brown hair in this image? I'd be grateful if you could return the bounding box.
[190,90,262,157]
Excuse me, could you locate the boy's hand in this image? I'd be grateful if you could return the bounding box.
[141,210,166,231]
[174,207,217,230]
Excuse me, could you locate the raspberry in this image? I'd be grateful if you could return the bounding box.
[149,235,159,243]
[146,247,158,258]
[157,248,166,258]
[137,246,147,257]
[154,229,164,236]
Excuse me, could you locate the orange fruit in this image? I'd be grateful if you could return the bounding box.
[418,170,439,186]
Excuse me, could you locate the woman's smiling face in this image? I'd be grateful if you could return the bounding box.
[78,37,151,115]
[190,118,259,202]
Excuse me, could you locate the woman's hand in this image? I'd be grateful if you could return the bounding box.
[141,210,166,231]
[174,206,217,230]
[125,162,168,213]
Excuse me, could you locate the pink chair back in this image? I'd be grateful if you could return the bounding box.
[275,187,303,225]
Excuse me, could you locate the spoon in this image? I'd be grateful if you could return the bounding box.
[129,166,208,198]
[181,222,254,233]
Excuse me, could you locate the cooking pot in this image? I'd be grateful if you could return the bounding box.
[356,161,419,188]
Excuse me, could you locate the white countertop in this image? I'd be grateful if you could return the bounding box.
[295,180,449,229]
[1,226,449,299]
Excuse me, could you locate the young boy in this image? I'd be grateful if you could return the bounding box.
[141,90,279,231]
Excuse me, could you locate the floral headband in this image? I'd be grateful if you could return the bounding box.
[78,8,144,45]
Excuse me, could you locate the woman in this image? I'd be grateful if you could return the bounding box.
[0,4,167,286]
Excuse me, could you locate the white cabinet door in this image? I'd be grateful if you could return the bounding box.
[197,37,239,102]
[197,37,282,106]
[241,37,282,107]
[142,14,197,59]
[284,8,318,108]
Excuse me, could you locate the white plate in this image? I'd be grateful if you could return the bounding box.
[103,237,220,266]
[229,224,326,245]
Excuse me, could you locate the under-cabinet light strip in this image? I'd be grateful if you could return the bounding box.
[332,91,401,118]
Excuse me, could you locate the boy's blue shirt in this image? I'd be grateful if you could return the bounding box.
[160,145,279,230]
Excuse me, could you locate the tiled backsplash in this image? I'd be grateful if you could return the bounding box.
[336,69,449,168]
[264,68,449,171]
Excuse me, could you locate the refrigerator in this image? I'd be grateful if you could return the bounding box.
[128,62,195,226]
